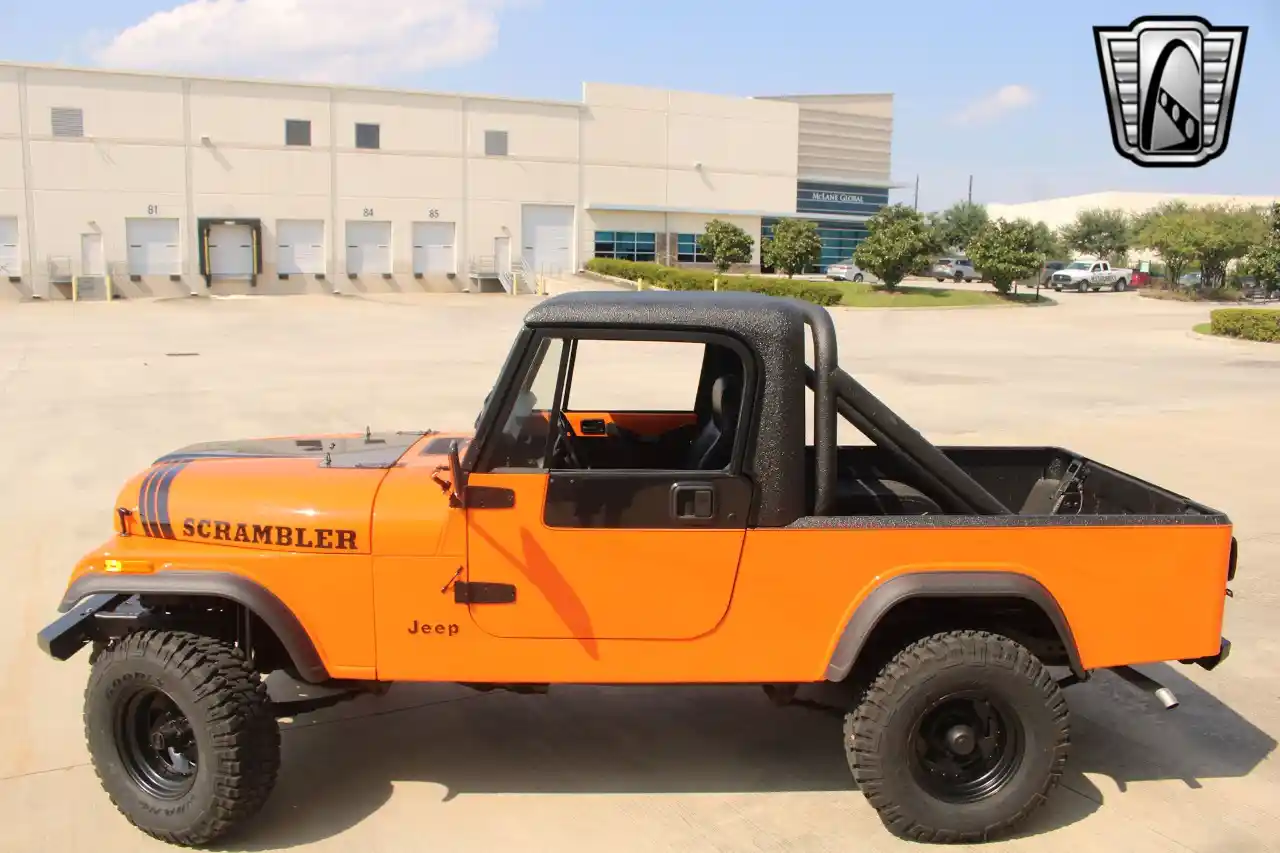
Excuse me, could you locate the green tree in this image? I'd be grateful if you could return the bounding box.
[853,204,941,290]
[1029,220,1069,261]
[1180,204,1269,291]
[1133,200,1196,288]
[935,201,990,253]
[761,218,822,278]
[1240,202,1280,294]
[966,218,1043,294]
[1061,207,1132,263]
[697,218,754,275]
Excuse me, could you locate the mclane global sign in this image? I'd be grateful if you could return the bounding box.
[796,182,889,216]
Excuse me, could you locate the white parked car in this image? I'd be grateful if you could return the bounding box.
[932,257,980,283]
[1049,260,1133,292]
[826,261,877,283]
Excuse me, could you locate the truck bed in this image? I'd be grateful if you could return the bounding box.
[808,445,1226,520]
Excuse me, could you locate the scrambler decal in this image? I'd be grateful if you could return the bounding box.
[181,519,358,550]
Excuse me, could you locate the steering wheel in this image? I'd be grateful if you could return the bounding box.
[554,412,586,469]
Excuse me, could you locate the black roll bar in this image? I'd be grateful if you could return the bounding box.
[829,367,1011,515]
[792,301,838,517]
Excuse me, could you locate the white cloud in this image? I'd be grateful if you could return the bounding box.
[91,0,531,84]
[953,84,1037,125]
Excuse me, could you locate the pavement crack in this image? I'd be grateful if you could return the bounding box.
[0,761,90,783]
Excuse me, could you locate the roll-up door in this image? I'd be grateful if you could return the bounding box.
[346,221,392,275]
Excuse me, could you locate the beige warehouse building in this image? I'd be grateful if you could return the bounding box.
[0,62,896,301]
[988,191,1280,230]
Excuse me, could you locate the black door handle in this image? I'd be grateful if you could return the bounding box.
[670,483,715,520]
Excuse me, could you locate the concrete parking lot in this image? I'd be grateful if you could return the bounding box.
[1,282,1277,852]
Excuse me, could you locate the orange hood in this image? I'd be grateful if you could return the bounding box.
[114,431,433,556]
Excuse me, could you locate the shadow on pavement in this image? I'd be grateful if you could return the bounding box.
[216,666,1274,851]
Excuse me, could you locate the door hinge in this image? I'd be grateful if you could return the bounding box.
[454,581,517,605]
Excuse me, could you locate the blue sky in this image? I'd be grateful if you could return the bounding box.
[6,0,1276,210]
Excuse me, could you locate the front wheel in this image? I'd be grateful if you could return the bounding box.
[853,273,864,283]
[84,631,281,847]
[845,630,1070,844]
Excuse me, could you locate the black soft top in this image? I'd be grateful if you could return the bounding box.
[523,289,816,346]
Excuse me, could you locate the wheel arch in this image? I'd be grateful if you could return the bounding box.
[58,570,329,683]
[825,572,1084,682]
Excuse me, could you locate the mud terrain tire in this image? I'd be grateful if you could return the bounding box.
[845,630,1069,843]
[84,630,280,847]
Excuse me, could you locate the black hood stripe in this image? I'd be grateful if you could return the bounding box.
[137,467,163,538]
[152,463,187,539]
[137,462,187,539]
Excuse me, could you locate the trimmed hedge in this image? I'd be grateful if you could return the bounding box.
[1209,308,1280,342]
[585,258,843,306]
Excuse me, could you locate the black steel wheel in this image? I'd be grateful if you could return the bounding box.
[845,630,1069,843]
[84,631,280,847]
[908,690,1022,804]
[115,685,199,800]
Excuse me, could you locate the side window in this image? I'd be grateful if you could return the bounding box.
[485,336,566,471]
[560,338,746,472]
[565,339,705,412]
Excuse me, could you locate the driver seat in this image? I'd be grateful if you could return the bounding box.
[684,373,742,470]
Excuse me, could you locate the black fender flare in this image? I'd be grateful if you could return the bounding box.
[824,571,1084,681]
[57,570,330,683]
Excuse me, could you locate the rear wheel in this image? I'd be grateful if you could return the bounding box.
[1115,278,1127,292]
[84,631,280,847]
[853,273,864,283]
[845,630,1069,843]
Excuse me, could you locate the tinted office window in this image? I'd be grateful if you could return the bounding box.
[285,119,311,146]
[485,130,508,156]
[356,123,381,150]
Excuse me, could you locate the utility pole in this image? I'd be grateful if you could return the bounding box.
[913,175,919,210]
[967,175,973,204]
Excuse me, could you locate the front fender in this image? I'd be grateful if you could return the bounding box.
[47,571,330,683]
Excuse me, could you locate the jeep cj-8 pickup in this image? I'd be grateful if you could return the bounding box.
[38,290,1236,847]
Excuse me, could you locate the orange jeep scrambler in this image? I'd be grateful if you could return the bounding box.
[38,290,1235,847]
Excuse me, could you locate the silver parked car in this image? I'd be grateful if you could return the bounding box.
[932,257,979,283]
[826,261,876,283]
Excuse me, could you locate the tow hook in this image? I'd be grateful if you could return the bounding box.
[1109,665,1179,709]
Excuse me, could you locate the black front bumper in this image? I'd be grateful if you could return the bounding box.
[35,593,126,660]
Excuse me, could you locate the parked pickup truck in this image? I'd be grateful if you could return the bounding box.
[37,291,1235,848]
[1050,260,1134,292]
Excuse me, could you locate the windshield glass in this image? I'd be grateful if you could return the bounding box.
[1066,261,1092,269]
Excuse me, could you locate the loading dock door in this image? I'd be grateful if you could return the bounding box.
[276,219,325,275]
[126,218,182,276]
[520,204,573,276]
[346,221,392,275]
[0,217,18,277]
[412,221,456,275]
[208,224,254,278]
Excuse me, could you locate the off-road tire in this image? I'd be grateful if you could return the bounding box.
[845,631,1070,844]
[84,631,281,847]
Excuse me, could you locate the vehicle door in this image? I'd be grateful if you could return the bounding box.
[463,330,753,641]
